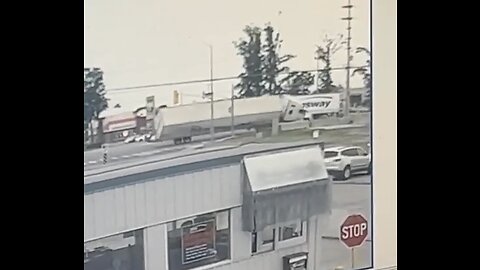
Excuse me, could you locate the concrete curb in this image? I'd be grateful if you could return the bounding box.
[310,124,366,131]
[322,236,372,242]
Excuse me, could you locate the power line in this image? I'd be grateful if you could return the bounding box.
[106,65,368,95]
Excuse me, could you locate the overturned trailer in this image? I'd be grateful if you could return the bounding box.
[153,96,285,144]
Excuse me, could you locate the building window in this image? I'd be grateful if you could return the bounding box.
[251,227,275,254]
[279,220,303,241]
[167,210,230,270]
[252,220,307,254]
[84,229,145,270]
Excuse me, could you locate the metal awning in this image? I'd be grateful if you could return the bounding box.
[242,146,332,232]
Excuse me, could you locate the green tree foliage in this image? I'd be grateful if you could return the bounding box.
[314,35,343,93]
[84,68,108,132]
[283,71,314,95]
[234,24,298,97]
[234,26,264,97]
[262,25,295,95]
[352,47,371,103]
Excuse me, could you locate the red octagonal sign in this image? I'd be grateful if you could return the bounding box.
[340,214,368,248]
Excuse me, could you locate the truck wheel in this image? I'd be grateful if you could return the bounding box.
[183,137,191,143]
[174,138,182,145]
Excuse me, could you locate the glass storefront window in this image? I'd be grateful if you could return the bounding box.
[167,210,231,270]
[84,229,145,270]
[279,221,303,241]
[251,220,307,254]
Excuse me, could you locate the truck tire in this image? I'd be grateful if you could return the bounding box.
[174,138,182,145]
[183,137,192,143]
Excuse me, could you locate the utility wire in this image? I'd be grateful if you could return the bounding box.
[106,65,368,94]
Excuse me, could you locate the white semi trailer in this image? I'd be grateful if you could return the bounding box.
[281,93,342,122]
[153,95,299,145]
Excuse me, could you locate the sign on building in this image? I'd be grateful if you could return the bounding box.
[146,96,155,120]
[181,220,216,265]
[146,96,155,131]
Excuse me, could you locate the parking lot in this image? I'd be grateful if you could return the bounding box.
[320,174,373,270]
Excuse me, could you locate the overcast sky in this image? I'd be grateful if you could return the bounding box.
[84,0,370,112]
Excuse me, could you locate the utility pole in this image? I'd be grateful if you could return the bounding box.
[230,85,235,136]
[209,44,214,142]
[316,56,320,91]
[342,0,353,118]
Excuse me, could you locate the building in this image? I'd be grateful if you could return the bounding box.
[96,107,149,143]
[348,87,370,107]
[84,141,332,270]
[99,111,137,143]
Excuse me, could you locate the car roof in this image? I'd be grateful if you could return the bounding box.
[324,146,359,152]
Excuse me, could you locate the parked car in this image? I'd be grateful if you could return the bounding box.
[146,134,156,142]
[124,135,136,144]
[323,146,371,180]
[134,134,147,142]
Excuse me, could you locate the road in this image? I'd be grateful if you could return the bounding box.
[320,174,373,270]
[84,130,253,166]
[85,113,370,168]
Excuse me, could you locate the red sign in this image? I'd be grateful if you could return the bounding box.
[340,214,368,248]
[181,220,216,264]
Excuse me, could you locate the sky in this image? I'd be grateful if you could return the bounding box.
[84,0,370,113]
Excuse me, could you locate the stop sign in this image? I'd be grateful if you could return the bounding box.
[340,214,368,248]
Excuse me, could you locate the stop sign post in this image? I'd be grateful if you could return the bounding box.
[340,214,368,269]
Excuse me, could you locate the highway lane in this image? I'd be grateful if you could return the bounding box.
[84,130,253,166]
[85,138,370,170]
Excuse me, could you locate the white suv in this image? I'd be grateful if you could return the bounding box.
[323,146,371,180]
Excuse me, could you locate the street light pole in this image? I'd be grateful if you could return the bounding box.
[230,84,235,136]
[208,44,214,142]
[342,0,353,118]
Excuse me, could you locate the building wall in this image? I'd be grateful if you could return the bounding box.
[144,224,168,270]
[140,207,329,270]
[84,164,242,241]
[84,158,330,270]
[136,116,147,133]
[103,129,135,143]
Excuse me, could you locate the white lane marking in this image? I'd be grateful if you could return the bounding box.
[88,161,97,164]
[121,155,130,158]
[111,157,119,160]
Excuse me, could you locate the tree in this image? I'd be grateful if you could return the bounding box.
[352,47,371,105]
[84,68,108,142]
[234,24,295,97]
[282,71,314,95]
[234,26,264,97]
[314,35,343,93]
[262,24,295,95]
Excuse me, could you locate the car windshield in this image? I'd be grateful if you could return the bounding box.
[324,151,338,158]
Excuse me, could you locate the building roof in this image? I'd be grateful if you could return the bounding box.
[244,146,328,192]
[84,140,324,194]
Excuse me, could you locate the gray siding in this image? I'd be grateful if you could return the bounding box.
[84,164,242,241]
[144,224,168,270]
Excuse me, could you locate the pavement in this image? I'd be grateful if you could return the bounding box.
[85,126,370,169]
[84,130,253,166]
[320,174,373,270]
